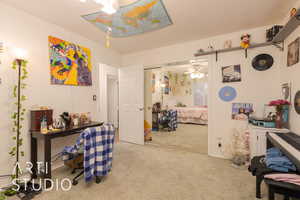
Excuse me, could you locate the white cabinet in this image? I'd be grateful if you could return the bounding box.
[248,125,289,159]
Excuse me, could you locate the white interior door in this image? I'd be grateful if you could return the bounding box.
[119,66,144,145]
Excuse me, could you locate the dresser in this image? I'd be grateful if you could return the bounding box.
[248,125,290,159]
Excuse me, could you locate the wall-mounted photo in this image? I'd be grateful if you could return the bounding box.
[232,103,253,121]
[282,83,291,102]
[222,65,241,83]
[163,75,170,95]
[287,37,300,67]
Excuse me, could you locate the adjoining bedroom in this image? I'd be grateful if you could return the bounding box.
[144,59,209,154]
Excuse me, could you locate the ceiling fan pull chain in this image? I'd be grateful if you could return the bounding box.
[105,27,112,48]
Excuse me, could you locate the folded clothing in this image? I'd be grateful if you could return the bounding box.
[265,174,300,186]
[266,148,296,173]
[266,147,283,158]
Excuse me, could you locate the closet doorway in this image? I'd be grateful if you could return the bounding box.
[144,59,209,154]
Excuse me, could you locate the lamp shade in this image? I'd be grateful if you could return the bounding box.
[13,48,27,60]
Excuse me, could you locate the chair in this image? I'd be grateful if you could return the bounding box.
[62,124,115,185]
[63,144,102,185]
[158,110,178,132]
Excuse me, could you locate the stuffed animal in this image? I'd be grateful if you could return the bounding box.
[240,34,251,49]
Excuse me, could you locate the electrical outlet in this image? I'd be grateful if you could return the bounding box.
[93,95,97,101]
[218,143,222,148]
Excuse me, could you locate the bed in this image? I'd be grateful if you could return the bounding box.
[171,106,208,125]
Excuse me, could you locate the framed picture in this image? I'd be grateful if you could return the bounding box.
[287,38,300,67]
[232,103,253,121]
[49,36,92,86]
[282,83,292,102]
[222,65,241,83]
[163,75,170,95]
[152,73,156,93]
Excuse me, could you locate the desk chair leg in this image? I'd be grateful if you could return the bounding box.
[96,176,103,184]
[72,171,84,186]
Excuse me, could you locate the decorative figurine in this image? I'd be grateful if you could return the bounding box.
[198,48,204,53]
[290,8,297,18]
[208,44,214,51]
[240,34,251,49]
[60,112,72,128]
[224,40,232,49]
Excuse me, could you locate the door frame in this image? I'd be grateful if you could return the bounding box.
[107,75,119,127]
[143,58,212,155]
[99,63,118,124]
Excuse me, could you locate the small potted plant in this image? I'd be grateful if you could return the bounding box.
[268,99,291,129]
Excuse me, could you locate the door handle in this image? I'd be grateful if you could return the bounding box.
[139,108,144,111]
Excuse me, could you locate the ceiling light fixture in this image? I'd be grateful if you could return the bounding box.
[190,72,204,79]
[80,0,119,14]
[101,0,120,14]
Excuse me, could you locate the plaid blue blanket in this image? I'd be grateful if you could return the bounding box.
[168,110,178,131]
[62,124,115,182]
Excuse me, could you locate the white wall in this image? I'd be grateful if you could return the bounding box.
[280,0,300,134]
[122,26,282,158]
[151,70,208,107]
[0,2,121,186]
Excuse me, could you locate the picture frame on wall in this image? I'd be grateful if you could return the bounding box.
[282,82,292,102]
[287,37,300,67]
[222,65,241,83]
[232,103,253,121]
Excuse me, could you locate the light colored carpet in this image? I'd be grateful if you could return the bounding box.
[29,142,274,200]
[149,124,208,154]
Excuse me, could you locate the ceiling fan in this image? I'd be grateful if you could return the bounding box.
[184,66,206,79]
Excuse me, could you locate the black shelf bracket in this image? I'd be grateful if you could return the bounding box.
[245,48,248,58]
[272,42,284,51]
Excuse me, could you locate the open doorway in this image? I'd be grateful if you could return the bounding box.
[107,75,119,128]
[144,59,209,154]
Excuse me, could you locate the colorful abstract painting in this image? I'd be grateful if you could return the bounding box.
[82,0,172,37]
[49,36,92,86]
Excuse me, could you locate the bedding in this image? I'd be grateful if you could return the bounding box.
[171,106,208,125]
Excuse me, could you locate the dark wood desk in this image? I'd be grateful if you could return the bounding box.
[30,122,103,185]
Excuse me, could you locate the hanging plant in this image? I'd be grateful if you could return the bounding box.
[9,59,28,180]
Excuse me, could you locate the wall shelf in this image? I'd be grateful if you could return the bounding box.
[194,42,282,58]
[194,9,300,59]
[273,9,300,43]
